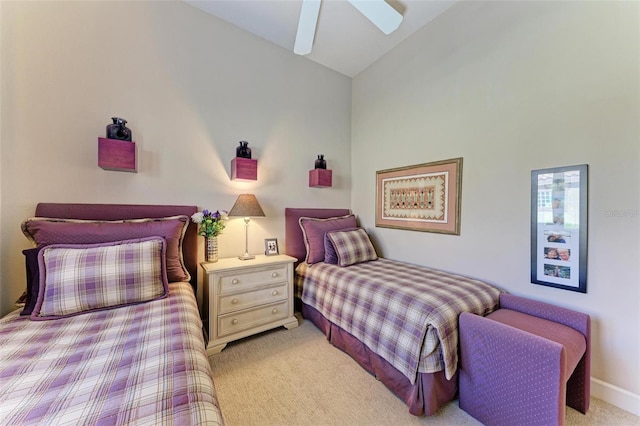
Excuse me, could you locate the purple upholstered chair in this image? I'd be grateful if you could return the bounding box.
[458,294,590,426]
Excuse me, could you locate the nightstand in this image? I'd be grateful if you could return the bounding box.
[201,254,299,355]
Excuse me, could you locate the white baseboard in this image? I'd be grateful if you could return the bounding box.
[591,377,640,416]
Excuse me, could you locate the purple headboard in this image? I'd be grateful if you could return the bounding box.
[284,208,351,265]
[34,203,199,290]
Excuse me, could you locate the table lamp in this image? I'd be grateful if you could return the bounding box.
[228,194,265,260]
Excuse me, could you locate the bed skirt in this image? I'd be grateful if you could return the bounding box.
[301,302,457,416]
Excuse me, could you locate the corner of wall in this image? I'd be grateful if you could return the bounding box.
[0,0,4,313]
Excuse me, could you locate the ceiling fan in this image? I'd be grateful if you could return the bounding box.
[294,0,403,55]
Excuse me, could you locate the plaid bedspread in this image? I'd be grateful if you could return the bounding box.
[0,282,224,426]
[297,258,502,382]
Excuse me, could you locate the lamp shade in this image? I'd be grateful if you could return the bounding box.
[228,194,265,218]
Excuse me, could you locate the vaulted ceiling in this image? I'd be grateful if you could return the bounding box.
[184,0,456,77]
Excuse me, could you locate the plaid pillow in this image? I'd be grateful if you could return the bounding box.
[326,228,378,267]
[31,237,168,320]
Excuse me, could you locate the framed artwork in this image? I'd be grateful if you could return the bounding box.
[376,157,463,235]
[264,238,279,256]
[531,164,588,293]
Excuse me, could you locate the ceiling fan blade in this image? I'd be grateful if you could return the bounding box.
[294,0,321,55]
[347,0,403,35]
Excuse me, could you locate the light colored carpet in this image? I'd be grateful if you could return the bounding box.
[209,316,639,426]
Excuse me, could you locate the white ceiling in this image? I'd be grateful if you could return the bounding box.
[184,0,456,77]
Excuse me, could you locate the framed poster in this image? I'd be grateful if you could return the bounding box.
[376,158,462,235]
[531,164,588,293]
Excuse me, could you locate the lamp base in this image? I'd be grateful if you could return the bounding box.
[237,253,255,261]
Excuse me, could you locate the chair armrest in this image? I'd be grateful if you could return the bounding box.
[460,312,565,372]
[499,294,590,339]
[459,312,570,425]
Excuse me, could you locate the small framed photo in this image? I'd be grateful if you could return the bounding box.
[264,238,279,256]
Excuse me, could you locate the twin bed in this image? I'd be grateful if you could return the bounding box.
[285,208,503,415]
[0,203,502,422]
[0,203,224,425]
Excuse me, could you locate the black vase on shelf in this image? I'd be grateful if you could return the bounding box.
[106,117,132,141]
[314,154,327,169]
[236,141,252,159]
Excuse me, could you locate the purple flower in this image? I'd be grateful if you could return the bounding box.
[191,208,227,237]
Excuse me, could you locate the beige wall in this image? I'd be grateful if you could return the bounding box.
[352,0,639,413]
[0,1,351,313]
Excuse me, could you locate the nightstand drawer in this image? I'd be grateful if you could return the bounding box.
[219,283,288,314]
[218,300,289,337]
[219,264,288,293]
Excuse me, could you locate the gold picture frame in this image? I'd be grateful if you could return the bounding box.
[376,158,462,235]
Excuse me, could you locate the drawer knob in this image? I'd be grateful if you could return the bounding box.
[271,272,278,278]
[232,278,239,285]
[231,318,238,325]
[231,298,239,304]
[271,290,278,296]
[271,308,278,314]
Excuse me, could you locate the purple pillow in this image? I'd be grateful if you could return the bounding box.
[20,247,43,316]
[21,216,190,282]
[299,215,357,264]
[31,237,168,320]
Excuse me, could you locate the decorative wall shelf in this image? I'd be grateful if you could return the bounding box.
[98,137,137,172]
[231,157,257,181]
[309,169,332,188]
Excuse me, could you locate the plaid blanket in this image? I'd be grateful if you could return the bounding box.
[0,282,224,426]
[297,258,502,382]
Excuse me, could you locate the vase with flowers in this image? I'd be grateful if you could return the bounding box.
[191,209,227,262]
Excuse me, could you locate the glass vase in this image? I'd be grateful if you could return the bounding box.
[314,154,326,169]
[205,236,218,262]
[106,117,132,141]
[236,141,252,159]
